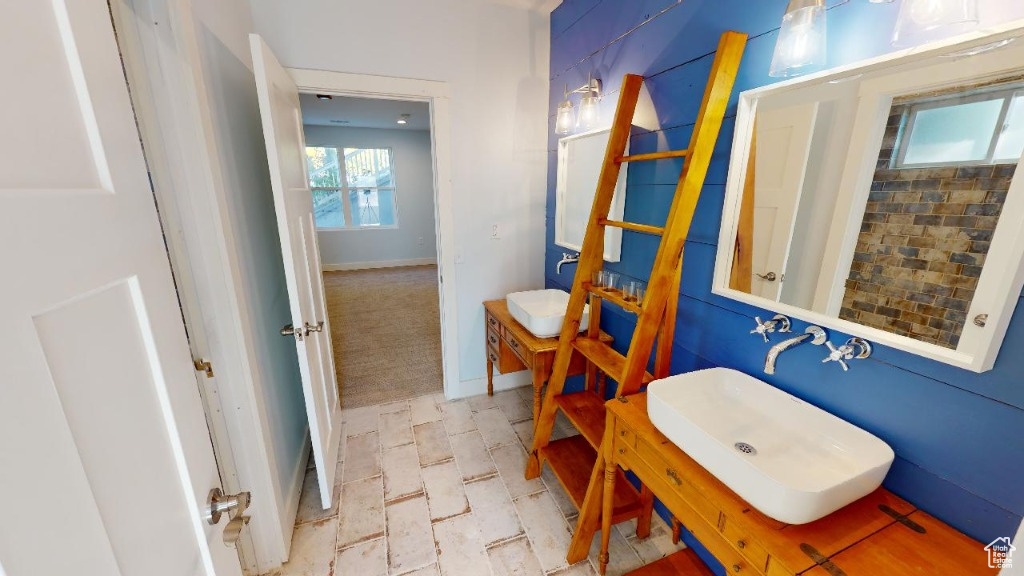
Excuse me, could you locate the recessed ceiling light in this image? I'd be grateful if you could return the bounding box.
[316,94,333,100]
[397,114,411,125]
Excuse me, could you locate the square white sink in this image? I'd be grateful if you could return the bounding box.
[506,289,589,339]
[647,368,894,525]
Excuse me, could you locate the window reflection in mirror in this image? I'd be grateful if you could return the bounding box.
[838,80,1021,349]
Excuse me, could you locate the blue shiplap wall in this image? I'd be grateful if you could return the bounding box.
[544,0,1024,552]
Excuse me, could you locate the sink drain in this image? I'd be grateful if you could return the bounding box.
[734,442,757,455]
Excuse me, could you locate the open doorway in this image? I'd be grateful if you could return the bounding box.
[298,94,443,408]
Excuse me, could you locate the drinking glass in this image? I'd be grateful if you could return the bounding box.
[602,271,620,292]
[624,280,646,304]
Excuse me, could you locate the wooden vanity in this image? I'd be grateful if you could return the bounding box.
[599,394,994,575]
[483,299,612,421]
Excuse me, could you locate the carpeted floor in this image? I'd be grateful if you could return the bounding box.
[323,265,443,409]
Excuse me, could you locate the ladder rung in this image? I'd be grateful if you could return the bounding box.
[615,149,689,163]
[554,392,607,448]
[600,219,664,236]
[585,283,641,315]
[572,337,654,386]
[539,435,644,522]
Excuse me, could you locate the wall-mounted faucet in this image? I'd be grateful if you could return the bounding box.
[750,314,791,342]
[821,338,872,371]
[556,252,580,274]
[764,326,826,375]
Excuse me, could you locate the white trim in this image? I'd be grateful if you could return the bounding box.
[111,0,291,571]
[322,258,438,271]
[289,66,461,400]
[451,372,532,400]
[715,22,1024,373]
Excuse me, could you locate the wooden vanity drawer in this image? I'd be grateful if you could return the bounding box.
[487,328,501,349]
[490,340,526,374]
[486,311,500,332]
[721,515,771,573]
[503,331,531,365]
[687,513,759,576]
[634,437,719,526]
[615,423,637,452]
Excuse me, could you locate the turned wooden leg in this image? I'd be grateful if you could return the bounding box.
[532,365,544,424]
[486,355,494,396]
[636,484,654,539]
[599,461,617,575]
[671,517,682,544]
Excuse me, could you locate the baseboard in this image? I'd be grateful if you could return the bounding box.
[280,431,311,561]
[447,371,531,400]
[322,257,437,271]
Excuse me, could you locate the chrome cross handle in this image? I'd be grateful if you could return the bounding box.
[749,314,792,342]
[822,337,872,372]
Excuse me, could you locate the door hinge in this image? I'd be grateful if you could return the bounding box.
[193,358,214,378]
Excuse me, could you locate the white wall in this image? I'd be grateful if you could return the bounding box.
[188,0,308,567]
[304,125,438,269]
[250,0,551,397]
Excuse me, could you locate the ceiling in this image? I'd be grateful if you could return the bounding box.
[299,94,431,131]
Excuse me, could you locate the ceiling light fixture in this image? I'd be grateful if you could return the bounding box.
[397,114,411,125]
[555,73,602,136]
[769,0,827,78]
[892,0,979,47]
[315,94,333,100]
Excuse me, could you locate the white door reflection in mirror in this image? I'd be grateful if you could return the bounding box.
[752,103,818,299]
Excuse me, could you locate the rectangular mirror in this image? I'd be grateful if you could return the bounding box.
[556,128,628,261]
[714,23,1024,372]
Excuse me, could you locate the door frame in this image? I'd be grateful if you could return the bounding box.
[109,0,301,572]
[288,67,460,399]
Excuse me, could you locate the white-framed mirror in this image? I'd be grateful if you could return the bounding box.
[714,21,1024,373]
[556,128,628,261]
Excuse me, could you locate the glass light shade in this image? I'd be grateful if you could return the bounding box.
[892,0,978,47]
[576,94,600,131]
[555,100,575,135]
[769,0,827,78]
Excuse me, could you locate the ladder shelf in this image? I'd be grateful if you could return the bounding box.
[526,30,747,567]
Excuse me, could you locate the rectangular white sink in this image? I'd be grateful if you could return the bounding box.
[647,368,894,525]
[506,289,589,339]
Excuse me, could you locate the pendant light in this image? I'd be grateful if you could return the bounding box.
[576,92,600,131]
[769,0,828,78]
[555,88,576,136]
[892,0,979,47]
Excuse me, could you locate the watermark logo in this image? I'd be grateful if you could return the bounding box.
[985,537,1016,569]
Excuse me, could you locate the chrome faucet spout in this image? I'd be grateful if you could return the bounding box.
[556,252,580,274]
[763,326,826,375]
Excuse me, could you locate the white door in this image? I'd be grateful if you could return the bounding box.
[251,34,342,507]
[0,2,244,576]
[752,102,819,300]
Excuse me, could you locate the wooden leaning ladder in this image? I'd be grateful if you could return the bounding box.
[524,31,747,564]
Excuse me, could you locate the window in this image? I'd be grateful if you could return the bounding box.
[893,86,1024,168]
[305,146,398,229]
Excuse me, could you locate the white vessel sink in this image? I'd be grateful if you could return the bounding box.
[506,289,589,339]
[647,368,894,525]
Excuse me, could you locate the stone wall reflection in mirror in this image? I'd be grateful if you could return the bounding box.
[839,82,1020,348]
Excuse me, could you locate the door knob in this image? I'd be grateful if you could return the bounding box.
[755,271,777,281]
[303,320,324,335]
[206,487,251,525]
[280,323,304,341]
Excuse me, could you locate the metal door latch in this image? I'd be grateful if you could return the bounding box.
[303,320,324,336]
[193,358,214,378]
